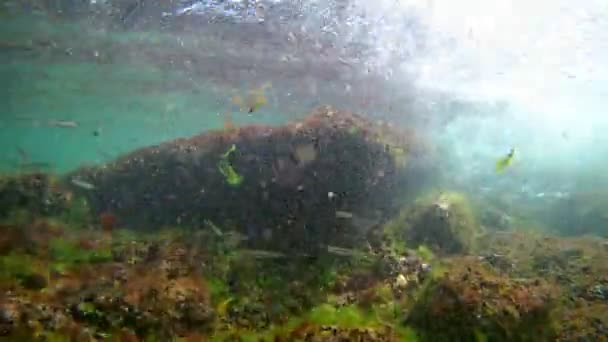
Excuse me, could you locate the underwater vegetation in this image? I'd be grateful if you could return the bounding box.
[218,144,244,187]
[408,256,558,341]
[1,107,608,341]
[1,197,608,341]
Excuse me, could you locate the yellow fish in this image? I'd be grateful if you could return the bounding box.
[217,297,234,316]
[231,82,271,113]
[496,148,515,173]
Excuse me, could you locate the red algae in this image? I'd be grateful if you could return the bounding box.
[99,212,117,232]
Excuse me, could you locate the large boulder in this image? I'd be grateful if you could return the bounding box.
[408,256,558,341]
[384,192,481,255]
[65,106,434,253]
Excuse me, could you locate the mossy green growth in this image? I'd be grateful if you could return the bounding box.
[374,283,395,303]
[39,332,71,342]
[319,268,338,287]
[77,302,99,315]
[308,304,374,328]
[397,326,421,341]
[218,144,243,186]
[305,303,419,338]
[208,277,230,304]
[403,191,481,254]
[209,323,296,342]
[49,239,112,264]
[416,245,435,262]
[474,329,489,342]
[0,253,38,282]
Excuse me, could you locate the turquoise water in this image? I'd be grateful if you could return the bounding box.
[2,3,608,340]
[1,15,290,173]
[3,4,608,235]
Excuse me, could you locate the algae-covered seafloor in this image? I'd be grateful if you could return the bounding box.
[1,107,608,341]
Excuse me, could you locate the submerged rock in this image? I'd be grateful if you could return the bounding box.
[66,106,433,253]
[386,191,481,255]
[0,173,71,219]
[408,256,558,341]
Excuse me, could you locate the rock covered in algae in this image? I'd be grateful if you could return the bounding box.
[66,106,433,253]
[0,228,217,340]
[385,191,481,255]
[408,256,558,341]
[0,173,71,219]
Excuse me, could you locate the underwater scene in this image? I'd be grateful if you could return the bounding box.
[2,0,608,341]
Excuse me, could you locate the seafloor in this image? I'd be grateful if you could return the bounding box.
[1,108,607,341]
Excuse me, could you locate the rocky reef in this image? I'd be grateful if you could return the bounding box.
[1,107,608,341]
[1,209,607,341]
[408,256,558,341]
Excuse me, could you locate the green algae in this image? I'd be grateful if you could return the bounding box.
[218,144,244,186]
[308,304,378,328]
[49,238,112,264]
[0,253,38,283]
[2,187,605,341]
[474,329,488,342]
[416,245,435,262]
[385,191,482,255]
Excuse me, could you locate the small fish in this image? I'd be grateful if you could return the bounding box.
[254,3,265,22]
[16,144,53,171]
[16,146,28,162]
[237,249,287,259]
[335,211,354,219]
[224,231,249,247]
[49,120,79,128]
[71,178,95,190]
[495,148,515,173]
[217,297,234,316]
[18,162,53,171]
[535,191,570,199]
[350,215,381,233]
[231,83,271,113]
[175,2,204,15]
[326,245,371,258]
[204,219,223,236]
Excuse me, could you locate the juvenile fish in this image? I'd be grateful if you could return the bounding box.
[49,120,79,128]
[237,249,287,259]
[335,211,354,219]
[71,178,95,190]
[326,245,371,258]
